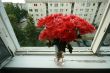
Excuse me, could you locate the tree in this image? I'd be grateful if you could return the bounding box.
[20,9,28,18]
[14,5,21,23]
[4,3,28,46]
[4,3,15,15]
[23,16,37,46]
[24,16,46,46]
[4,3,46,46]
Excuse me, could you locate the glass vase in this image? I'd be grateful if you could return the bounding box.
[54,45,64,65]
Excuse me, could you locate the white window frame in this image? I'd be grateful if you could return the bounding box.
[91,1,110,54]
[0,0,110,55]
[0,0,20,54]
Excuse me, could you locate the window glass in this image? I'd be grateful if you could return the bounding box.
[0,38,11,65]
[3,1,108,48]
[29,9,33,12]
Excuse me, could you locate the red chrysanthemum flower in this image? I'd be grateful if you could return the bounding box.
[36,13,96,43]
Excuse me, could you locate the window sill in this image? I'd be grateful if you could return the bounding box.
[4,55,110,69]
[16,47,110,55]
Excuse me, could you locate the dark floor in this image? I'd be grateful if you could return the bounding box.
[1,68,110,73]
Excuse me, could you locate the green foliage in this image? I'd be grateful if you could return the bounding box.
[4,3,27,46]
[4,3,46,46]
[20,9,28,18]
[23,16,46,46]
[23,16,37,46]
[4,3,28,23]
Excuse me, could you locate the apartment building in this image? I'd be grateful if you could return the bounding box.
[26,3,46,24]
[26,0,108,25]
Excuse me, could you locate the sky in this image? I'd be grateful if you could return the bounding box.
[1,0,25,3]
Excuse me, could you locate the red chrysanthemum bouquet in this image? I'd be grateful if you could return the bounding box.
[36,13,96,61]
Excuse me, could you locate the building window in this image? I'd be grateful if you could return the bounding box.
[50,3,52,6]
[60,9,63,12]
[66,9,68,11]
[84,14,87,16]
[36,14,39,16]
[93,3,95,6]
[29,9,33,12]
[61,3,64,6]
[54,9,58,12]
[41,14,43,16]
[82,3,85,6]
[34,4,37,6]
[54,3,58,7]
[86,2,91,7]
[100,14,102,15]
[85,9,89,12]
[91,9,94,11]
[80,9,83,11]
[35,9,38,12]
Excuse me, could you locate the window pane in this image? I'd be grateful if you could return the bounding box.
[3,1,109,48]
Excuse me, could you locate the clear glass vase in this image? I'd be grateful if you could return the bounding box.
[54,45,64,65]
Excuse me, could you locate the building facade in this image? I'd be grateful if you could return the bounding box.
[26,3,46,24]
[94,2,108,25]
[48,3,72,15]
[26,0,108,25]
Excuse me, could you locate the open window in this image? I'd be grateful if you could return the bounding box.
[0,37,13,69]
[0,0,110,55]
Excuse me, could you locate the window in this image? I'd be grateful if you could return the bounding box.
[35,9,38,12]
[54,9,58,12]
[85,9,89,12]
[93,3,95,6]
[80,9,83,11]
[82,3,85,6]
[60,9,63,12]
[100,14,102,15]
[31,14,33,16]
[34,4,37,6]
[36,14,39,16]
[54,3,58,7]
[91,9,94,11]
[84,14,87,16]
[29,9,33,12]
[50,3,52,6]
[86,2,91,7]
[61,3,64,6]
[66,9,68,11]
[41,14,43,16]
[1,0,110,55]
